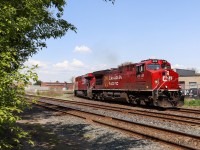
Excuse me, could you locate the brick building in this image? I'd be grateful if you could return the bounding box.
[66,83,74,90]
[41,82,74,90]
[41,82,67,90]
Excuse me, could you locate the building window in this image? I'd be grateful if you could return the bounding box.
[179,81,185,89]
[189,82,197,88]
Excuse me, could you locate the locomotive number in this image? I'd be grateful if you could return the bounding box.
[109,82,119,86]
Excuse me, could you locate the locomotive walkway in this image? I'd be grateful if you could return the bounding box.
[26,94,200,150]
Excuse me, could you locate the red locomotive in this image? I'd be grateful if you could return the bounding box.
[74,59,184,108]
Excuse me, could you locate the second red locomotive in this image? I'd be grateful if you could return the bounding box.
[74,59,184,108]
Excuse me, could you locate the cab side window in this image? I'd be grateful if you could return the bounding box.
[140,65,144,72]
[136,64,145,75]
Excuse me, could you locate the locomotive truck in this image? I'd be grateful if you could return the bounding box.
[74,59,184,108]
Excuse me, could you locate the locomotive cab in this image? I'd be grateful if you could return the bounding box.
[144,59,184,107]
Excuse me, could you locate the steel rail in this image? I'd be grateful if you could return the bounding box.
[27,94,200,126]
[174,108,200,115]
[31,100,200,150]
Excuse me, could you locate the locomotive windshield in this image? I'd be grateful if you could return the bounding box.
[147,64,160,70]
[161,64,171,69]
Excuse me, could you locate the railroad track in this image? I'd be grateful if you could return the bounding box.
[169,108,200,115]
[27,95,200,127]
[26,94,200,149]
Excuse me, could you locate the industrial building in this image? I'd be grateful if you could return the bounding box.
[174,68,200,97]
[41,82,74,90]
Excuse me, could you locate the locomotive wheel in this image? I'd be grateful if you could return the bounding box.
[100,93,105,101]
[128,95,135,104]
[93,94,98,100]
[157,98,173,108]
[132,100,137,105]
[140,100,146,105]
[135,98,140,105]
[177,96,184,107]
[177,100,184,107]
[145,101,152,106]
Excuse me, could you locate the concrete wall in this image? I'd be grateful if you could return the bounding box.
[41,82,67,89]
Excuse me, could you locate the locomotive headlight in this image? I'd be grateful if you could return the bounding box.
[154,79,159,84]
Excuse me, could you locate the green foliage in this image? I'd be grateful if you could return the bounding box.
[33,80,42,86]
[0,0,76,68]
[0,0,113,149]
[0,0,76,149]
[184,99,200,106]
[0,52,38,149]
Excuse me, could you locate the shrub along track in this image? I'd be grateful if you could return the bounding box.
[26,95,200,150]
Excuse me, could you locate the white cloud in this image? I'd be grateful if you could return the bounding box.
[171,64,200,73]
[53,59,85,70]
[25,59,47,68]
[71,59,84,67]
[53,61,69,69]
[172,64,188,69]
[74,45,91,53]
[25,59,110,82]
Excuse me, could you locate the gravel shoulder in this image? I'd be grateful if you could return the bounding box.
[17,106,172,150]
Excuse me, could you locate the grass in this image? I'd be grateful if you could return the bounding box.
[26,89,74,101]
[37,90,66,97]
[184,99,200,106]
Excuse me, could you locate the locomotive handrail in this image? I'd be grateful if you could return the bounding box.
[157,81,167,91]
[152,81,167,100]
[152,80,166,92]
[153,77,178,92]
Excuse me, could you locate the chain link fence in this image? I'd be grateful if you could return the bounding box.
[180,84,200,99]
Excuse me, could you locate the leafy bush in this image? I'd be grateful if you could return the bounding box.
[0,0,76,148]
[0,52,37,149]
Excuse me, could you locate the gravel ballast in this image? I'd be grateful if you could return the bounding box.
[39,99,200,137]
[18,106,173,150]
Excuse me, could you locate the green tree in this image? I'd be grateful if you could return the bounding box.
[0,0,76,69]
[70,76,75,83]
[0,52,38,149]
[0,0,114,149]
[0,0,75,149]
[33,80,42,86]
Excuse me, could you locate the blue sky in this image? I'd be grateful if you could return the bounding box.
[26,0,200,82]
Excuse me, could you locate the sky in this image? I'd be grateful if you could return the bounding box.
[26,0,200,82]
